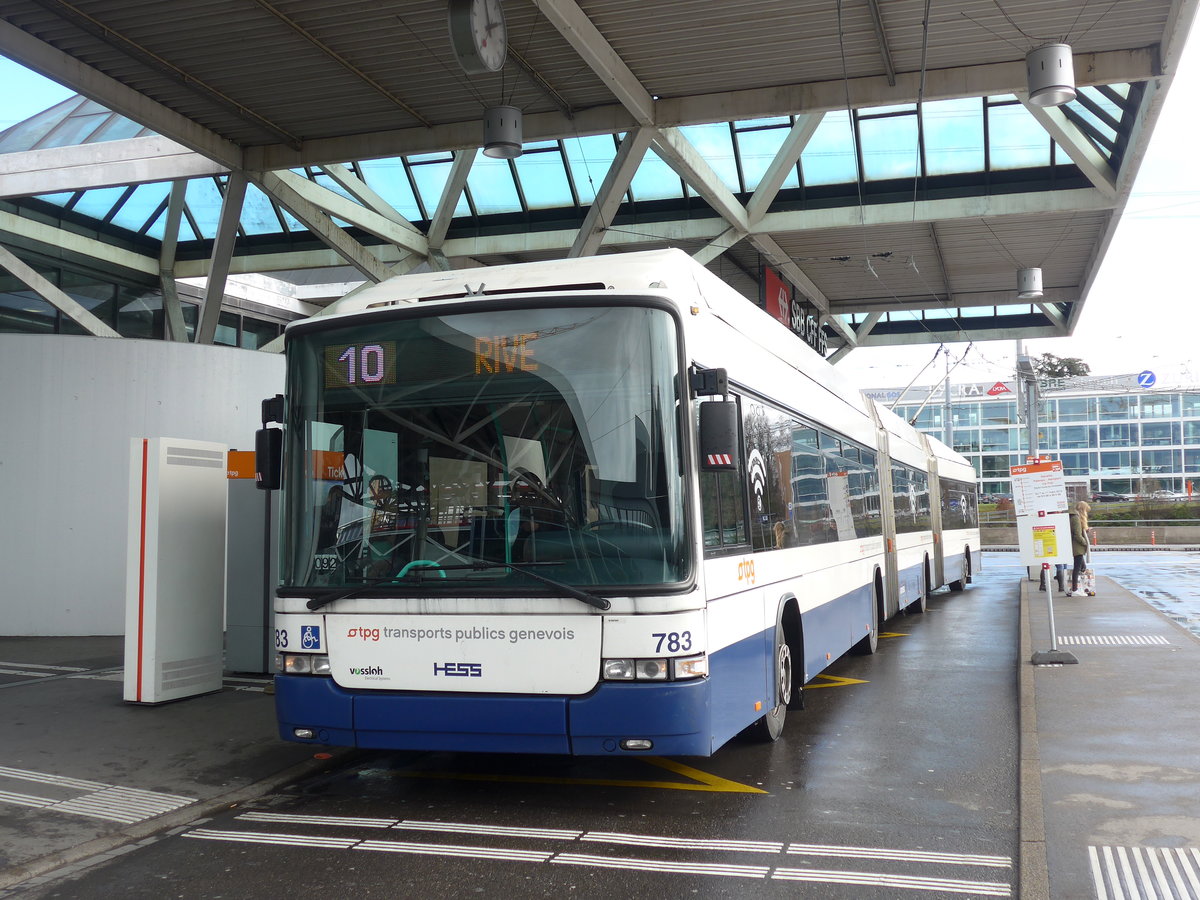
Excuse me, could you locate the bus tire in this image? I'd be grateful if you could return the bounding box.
[747,620,791,742]
[852,576,881,655]
[949,551,970,592]
[908,561,929,614]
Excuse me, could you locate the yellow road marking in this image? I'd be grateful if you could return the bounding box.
[804,673,869,689]
[385,756,765,793]
[880,631,908,638]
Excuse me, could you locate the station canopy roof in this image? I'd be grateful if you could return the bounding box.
[0,0,1195,358]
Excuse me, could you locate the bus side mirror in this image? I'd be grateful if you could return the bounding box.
[255,427,282,491]
[699,401,739,471]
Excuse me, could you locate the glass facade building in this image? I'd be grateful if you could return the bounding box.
[869,382,1200,498]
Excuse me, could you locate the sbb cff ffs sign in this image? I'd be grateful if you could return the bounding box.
[763,266,828,357]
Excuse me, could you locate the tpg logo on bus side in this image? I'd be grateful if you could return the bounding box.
[434,662,483,677]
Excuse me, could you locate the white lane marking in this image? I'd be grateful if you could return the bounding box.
[357,839,552,863]
[584,831,782,853]
[185,828,357,850]
[397,820,582,841]
[0,766,108,791]
[51,787,194,823]
[0,661,88,672]
[186,820,1016,892]
[1090,845,1200,899]
[787,843,1012,868]
[773,866,1011,895]
[1059,635,1171,646]
[240,811,395,829]
[0,789,56,808]
[0,767,194,824]
[552,852,769,879]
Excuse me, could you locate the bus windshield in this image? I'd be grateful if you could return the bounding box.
[281,303,689,595]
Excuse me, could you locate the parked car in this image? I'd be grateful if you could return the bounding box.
[1091,491,1127,503]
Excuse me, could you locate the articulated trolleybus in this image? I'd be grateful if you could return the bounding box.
[268,249,979,756]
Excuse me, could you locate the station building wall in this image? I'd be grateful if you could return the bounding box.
[0,334,284,635]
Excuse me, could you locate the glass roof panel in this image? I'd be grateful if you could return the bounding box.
[312,172,359,203]
[357,158,421,221]
[635,147,685,201]
[563,134,619,206]
[513,146,574,210]
[185,178,226,239]
[959,305,995,317]
[41,112,113,149]
[860,110,919,180]
[801,110,858,186]
[240,183,285,235]
[469,151,522,214]
[988,99,1052,169]
[70,185,128,221]
[32,191,76,208]
[90,115,147,142]
[109,182,170,232]
[408,154,462,220]
[678,123,740,191]
[922,97,985,175]
[735,120,797,192]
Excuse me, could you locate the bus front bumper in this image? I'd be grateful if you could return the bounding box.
[274,674,712,756]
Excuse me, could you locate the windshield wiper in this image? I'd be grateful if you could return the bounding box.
[301,559,610,612]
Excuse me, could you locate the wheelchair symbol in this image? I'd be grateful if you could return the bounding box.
[301,625,320,650]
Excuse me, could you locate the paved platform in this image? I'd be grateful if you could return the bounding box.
[2,570,1199,898]
[1020,571,1200,899]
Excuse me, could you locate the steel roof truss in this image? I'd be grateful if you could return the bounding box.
[0,19,244,171]
[535,0,655,126]
[429,151,475,249]
[253,171,393,284]
[650,127,750,234]
[569,128,653,257]
[745,114,823,226]
[0,243,121,338]
[1019,99,1118,200]
[267,169,429,257]
[196,172,248,345]
[159,179,189,342]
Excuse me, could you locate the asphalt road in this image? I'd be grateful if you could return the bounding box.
[13,566,1022,899]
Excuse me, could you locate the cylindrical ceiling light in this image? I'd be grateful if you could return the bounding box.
[1026,43,1076,107]
[1017,267,1044,300]
[483,106,523,159]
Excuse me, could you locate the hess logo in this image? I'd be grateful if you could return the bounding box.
[433,662,483,677]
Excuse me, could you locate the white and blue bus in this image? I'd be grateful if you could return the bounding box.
[267,249,979,756]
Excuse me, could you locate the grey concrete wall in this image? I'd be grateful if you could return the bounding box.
[0,334,284,635]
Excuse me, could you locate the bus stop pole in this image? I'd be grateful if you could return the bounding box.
[1032,562,1078,665]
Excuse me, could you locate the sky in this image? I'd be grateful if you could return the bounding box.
[2,36,1199,392]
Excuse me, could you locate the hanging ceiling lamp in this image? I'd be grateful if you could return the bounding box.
[483,106,523,158]
[1026,43,1076,107]
[1017,267,1043,300]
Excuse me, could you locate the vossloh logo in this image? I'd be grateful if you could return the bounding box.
[348,665,384,676]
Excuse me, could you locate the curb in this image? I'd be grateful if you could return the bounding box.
[0,748,362,892]
[1017,576,1050,900]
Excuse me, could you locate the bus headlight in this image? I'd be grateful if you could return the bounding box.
[602,656,707,681]
[279,653,331,675]
[603,659,635,680]
[634,659,669,680]
[671,655,709,680]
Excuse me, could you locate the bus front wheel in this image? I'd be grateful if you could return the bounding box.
[747,622,792,742]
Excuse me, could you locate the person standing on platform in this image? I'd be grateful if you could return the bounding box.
[1067,500,1091,596]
